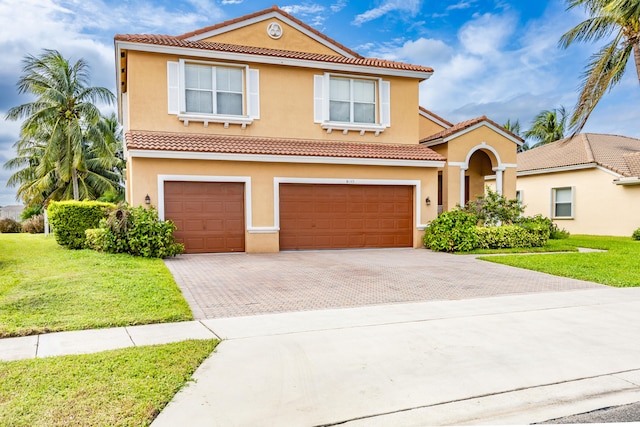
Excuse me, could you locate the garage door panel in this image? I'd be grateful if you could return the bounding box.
[279,184,412,250]
[184,219,204,231]
[165,181,245,253]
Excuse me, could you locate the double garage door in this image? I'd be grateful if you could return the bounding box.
[164,181,413,253]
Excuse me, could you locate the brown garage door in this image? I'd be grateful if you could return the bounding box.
[164,181,245,253]
[279,184,413,250]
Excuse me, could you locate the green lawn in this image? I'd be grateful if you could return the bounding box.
[478,235,640,287]
[0,339,218,427]
[0,233,192,337]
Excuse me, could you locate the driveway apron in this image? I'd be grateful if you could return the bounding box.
[163,248,603,319]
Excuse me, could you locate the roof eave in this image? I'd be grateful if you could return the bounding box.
[614,177,640,185]
[114,40,433,80]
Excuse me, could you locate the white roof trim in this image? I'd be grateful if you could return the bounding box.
[443,121,523,146]
[418,109,451,129]
[115,41,433,80]
[184,11,357,58]
[517,163,625,177]
[128,149,445,168]
[517,163,598,176]
[615,177,640,185]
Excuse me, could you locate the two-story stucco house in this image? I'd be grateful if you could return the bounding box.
[114,6,522,253]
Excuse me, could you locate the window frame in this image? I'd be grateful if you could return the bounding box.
[168,59,259,128]
[314,72,390,136]
[329,76,377,124]
[551,186,574,219]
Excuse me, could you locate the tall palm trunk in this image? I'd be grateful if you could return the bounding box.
[635,42,640,85]
[72,168,79,200]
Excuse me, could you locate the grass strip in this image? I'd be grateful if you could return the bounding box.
[0,339,217,427]
[0,234,192,337]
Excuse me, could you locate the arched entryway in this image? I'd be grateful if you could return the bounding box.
[465,149,494,204]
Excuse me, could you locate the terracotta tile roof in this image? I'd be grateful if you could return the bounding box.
[517,133,640,177]
[419,116,523,144]
[624,152,640,177]
[418,106,453,127]
[177,5,363,59]
[114,33,433,73]
[126,132,446,162]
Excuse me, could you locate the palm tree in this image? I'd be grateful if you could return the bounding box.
[503,119,531,152]
[5,49,115,201]
[559,0,640,133]
[4,115,124,207]
[524,107,568,147]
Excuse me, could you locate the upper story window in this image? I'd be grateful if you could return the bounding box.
[315,73,390,136]
[185,64,243,115]
[167,60,259,128]
[329,77,376,124]
[552,187,573,219]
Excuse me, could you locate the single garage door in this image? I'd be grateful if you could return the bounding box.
[279,184,413,250]
[164,181,245,253]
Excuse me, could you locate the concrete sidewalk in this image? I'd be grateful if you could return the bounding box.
[152,286,640,426]
[0,321,219,361]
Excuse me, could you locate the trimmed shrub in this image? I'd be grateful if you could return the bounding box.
[516,214,567,240]
[22,214,45,234]
[87,204,183,258]
[47,201,116,249]
[423,209,478,252]
[476,224,550,249]
[0,218,22,233]
[462,188,524,226]
[632,228,640,241]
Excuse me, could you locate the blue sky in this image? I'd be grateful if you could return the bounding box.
[0,0,638,206]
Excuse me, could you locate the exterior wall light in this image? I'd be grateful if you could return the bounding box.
[425,196,431,206]
[144,194,151,205]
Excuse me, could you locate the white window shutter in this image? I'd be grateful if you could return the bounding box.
[380,80,391,127]
[313,75,324,123]
[167,61,180,115]
[247,68,260,119]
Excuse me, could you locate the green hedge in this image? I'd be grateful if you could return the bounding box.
[423,209,478,252]
[475,224,550,249]
[48,201,116,249]
[86,205,183,258]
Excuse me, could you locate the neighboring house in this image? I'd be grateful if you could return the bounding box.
[114,6,519,253]
[516,133,640,236]
[0,205,24,221]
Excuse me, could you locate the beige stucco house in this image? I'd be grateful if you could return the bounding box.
[516,133,640,236]
[114,6,520,253]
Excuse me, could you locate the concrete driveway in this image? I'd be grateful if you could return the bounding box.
[164,248,603,319]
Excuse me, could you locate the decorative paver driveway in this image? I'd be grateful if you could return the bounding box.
[164,249,603,319]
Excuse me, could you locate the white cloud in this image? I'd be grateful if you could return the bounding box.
[330,0,347,13]
[221,0,243,3]
[280,4,326,16]
[352,0,421,26]
[446,1,476,11]
[366,37,453,67]
[458,12,516,56]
